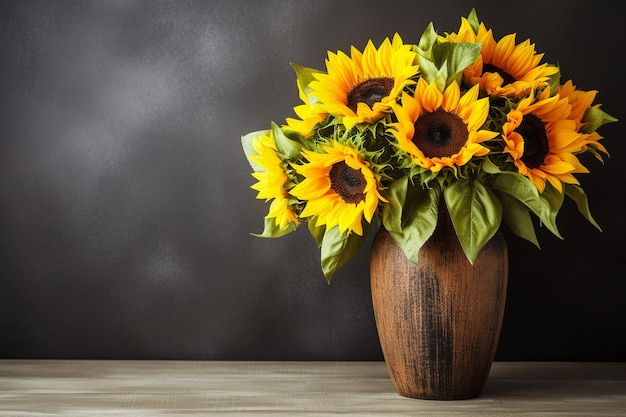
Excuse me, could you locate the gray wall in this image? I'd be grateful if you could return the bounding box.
[1,0,624,360]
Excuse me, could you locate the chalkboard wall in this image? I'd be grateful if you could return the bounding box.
[1,0,624,360]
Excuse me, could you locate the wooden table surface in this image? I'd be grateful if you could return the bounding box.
[1,360,625,416]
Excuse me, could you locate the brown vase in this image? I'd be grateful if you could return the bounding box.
[370,210,508,400]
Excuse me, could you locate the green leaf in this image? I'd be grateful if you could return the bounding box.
[271,122,302,161]
[415,55,442,90]
[415,23,442,89]
[320,226,367,283]
[490,172,562,238]
[381,175,409,233]
[416,22,437,60]
[444,179,502,264]
[417,39,481,91]
[387,185,439,264]
[290,63,322,105]
[433,41,482,88]
[481,157,503,175]
[308,219,325,247]
[241,129,270,172]
[564,184,602,231]
[251,217,297,238]
[491,172,541,215]
[581,106,618,134]
[537,184,564,239]
[497,191,540,248]
[466,8,480,33]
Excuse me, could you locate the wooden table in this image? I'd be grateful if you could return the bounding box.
[1,360,625,416]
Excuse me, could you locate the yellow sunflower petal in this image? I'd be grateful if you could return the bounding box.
[444,18,558,97]
[502,87,596,193]
[391,79,497,172]
[290,141,386,235]
[310,34,419,130]
[249,132,300,228]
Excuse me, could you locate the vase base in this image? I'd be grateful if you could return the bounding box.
[396,390,482,401]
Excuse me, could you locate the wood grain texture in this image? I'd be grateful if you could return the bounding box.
[1,361,625,416]
[370,216,508,400]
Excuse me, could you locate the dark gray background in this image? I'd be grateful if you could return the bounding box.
[1,0,624,361]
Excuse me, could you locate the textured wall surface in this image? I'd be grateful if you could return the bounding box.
[1,0,624,360]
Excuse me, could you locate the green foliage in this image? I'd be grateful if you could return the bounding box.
[290,63,322,105]
[582,106,619,134]
[466,8,480,33]
[241,129,269,172]
[320,225,368,283]
[416,26,482,91]
[444,179,502,264]
[497,192,540,248]
[271,122,302,161]
[252,217,298,238]
[564,184,602,231]
[382,177,439,263]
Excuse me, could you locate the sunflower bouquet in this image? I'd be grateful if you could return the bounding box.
[242,9,616,282]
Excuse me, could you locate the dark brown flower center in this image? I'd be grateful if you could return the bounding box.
[412,108,469,158]
[329,161,366,204]
[346,77,394,112]
[483,63,516,85]
[517,114,549,169]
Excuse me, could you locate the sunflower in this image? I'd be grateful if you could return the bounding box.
[290,141,387,235]
[443,17,558,98]
[249,132,300,229]
[502,87,589,193]
[557,79,609,160]
[309,33,419,130]
[391,78,498,173]
[283,78,326,138]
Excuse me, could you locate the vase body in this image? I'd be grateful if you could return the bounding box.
[370,213,508,400]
